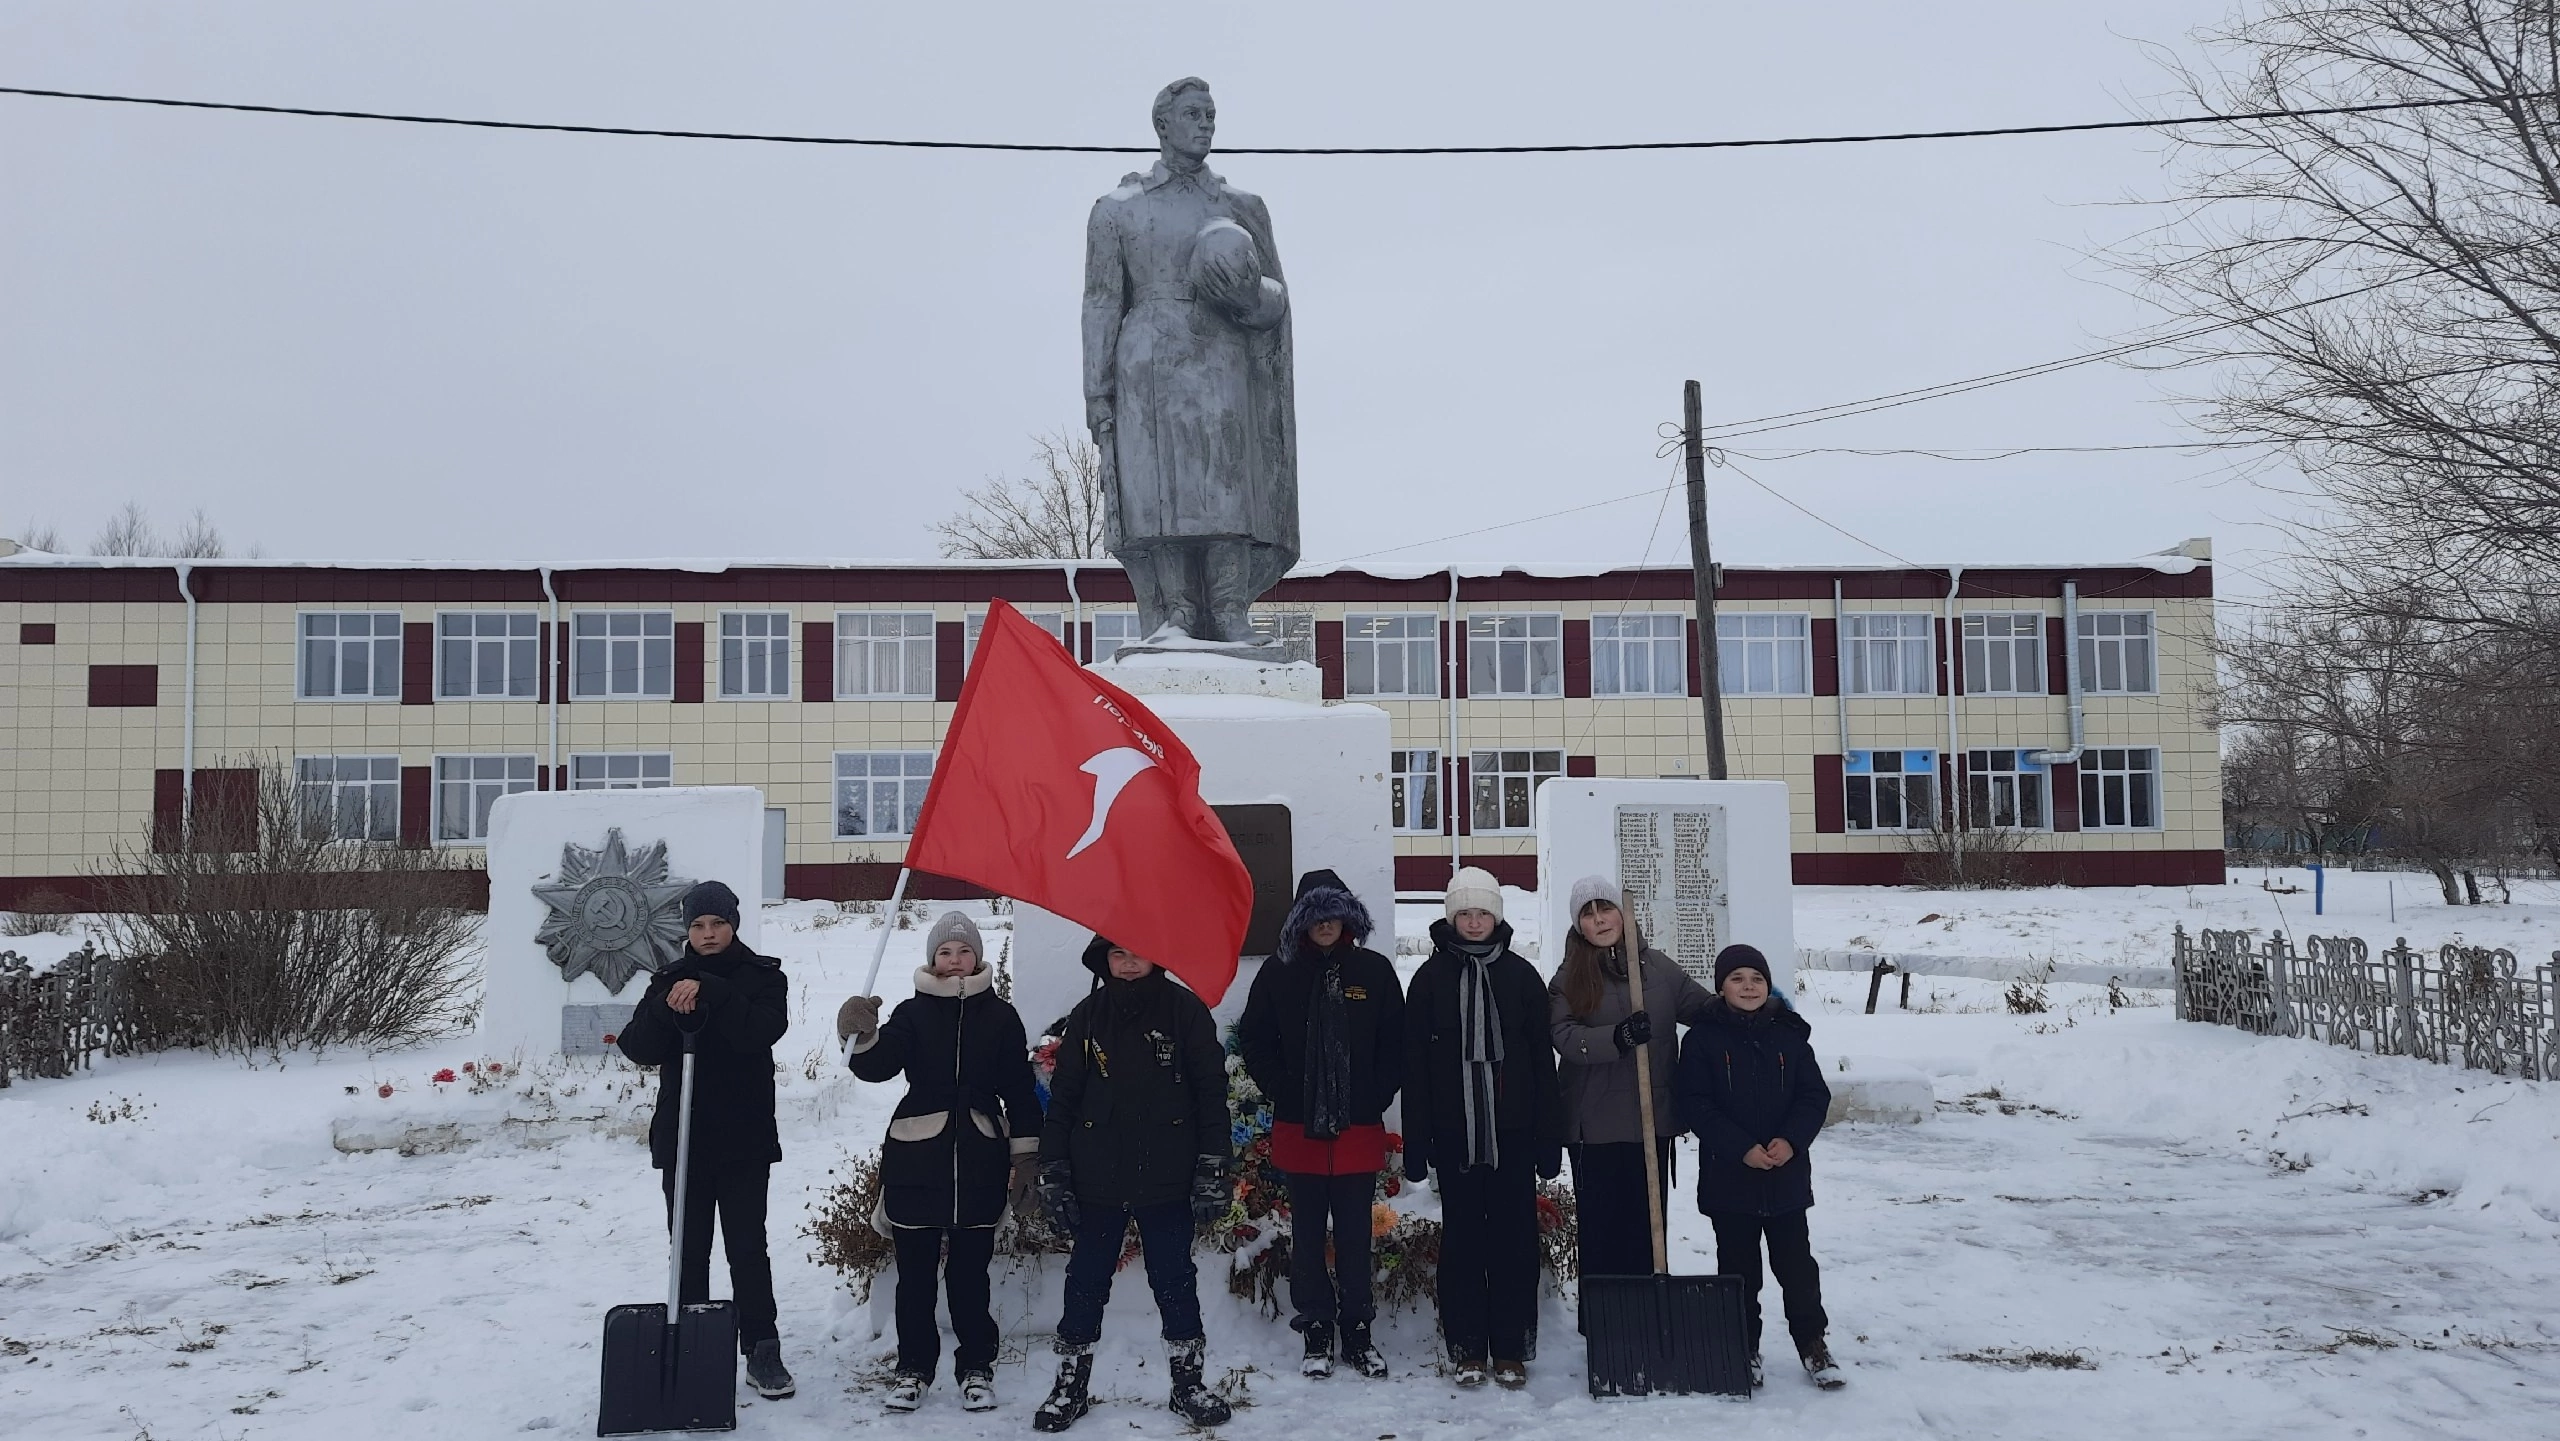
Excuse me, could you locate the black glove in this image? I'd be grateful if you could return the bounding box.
[1536,1145,1563,1181]
[1038,1161,1080,1233]
[1613,1010,1653,1053]
[1190,1155,1230,1226]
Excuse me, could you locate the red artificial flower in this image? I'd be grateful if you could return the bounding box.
[432,1068,457,1084]
[1382,1176,1401,1198]
[486,1062,503,1073]
[376,1084,394,1099]
[461,1062,476,1073]
[600,1034,618,1045]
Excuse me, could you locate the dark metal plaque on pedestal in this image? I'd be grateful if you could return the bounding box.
[1211,804,1293,958]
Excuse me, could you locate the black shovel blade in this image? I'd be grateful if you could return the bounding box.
[597,1301,739,1436]
[1581,1272,1752,1398]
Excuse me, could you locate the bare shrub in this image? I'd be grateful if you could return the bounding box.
[1902,820,2043,889]
[2004,962,2054,1015]
[90,757,482,1056]
[1,892,74,937]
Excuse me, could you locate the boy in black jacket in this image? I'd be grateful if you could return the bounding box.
[614,880,797,1400]
[1401,868,1562,1389]
[1031,936,1233,1431]
[1672,943,1841,1391]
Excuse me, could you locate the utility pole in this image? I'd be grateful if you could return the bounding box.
[1684,379,1730,781]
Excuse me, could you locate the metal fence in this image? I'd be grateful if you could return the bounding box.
[2170,925,2560,1080]
[0,945,161,1087]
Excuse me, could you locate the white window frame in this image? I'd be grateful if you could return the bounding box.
[1963,748,2046,830]
[834,611,937,699]
[1962,612,2045,696]
[1390,747,1442,833]
[2079,746,2162,831]
[2076,611,2157,695]
[435,611,540,701]
[1252,606,1316,664]
[569,752,674,791]
[433,753,539,844]
[297,611,403,701]
[718,611,794,700]
[1469,748,1563,833]
[1843,612,1935,697]
[1467,613,1564,698]
[1090,610,1143,665]
[964,609,1068,668]
[569,610,675,700]
[1593,612,1688,697]
[1345,614,1440,699]
[834,751,934,839]
[293,755,400,842]
[1844,748,1939,833]
[1716,611,1812,697]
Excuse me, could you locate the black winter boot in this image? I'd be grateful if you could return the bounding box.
[1340,1322,1388,1379]
[1168,1339,1232,1426]
[1299,1321,1334,1378]
[1033,1346,1093,1432]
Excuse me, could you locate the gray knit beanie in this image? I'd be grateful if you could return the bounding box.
[1567,874,1622,919]
[1444,866,1504,922]
[923,911,985,972]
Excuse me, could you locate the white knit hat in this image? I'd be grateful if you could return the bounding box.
[1567,874,1623,918]
[1444,866,1504,922]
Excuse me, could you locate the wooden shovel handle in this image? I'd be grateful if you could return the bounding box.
[1627,945,1668,1274]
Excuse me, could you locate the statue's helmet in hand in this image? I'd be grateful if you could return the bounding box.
[1189,218,1267,321]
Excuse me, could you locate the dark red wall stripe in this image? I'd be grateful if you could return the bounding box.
[934,621,965,702]
[1315,620,1345,700]
[1812,754,1846,834]
[401,622,434,705]
[1562,619,1592,698]
[673,622,705,704]
[803,621,833,702]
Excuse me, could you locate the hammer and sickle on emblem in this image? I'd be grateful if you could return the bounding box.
[1068,747,1157,859]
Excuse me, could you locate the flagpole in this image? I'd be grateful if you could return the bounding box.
[860,866,913,995]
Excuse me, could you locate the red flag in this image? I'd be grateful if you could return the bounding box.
[905,600,1251,1004]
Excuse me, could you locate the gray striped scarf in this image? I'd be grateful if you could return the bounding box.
[1454,937,1505,1169]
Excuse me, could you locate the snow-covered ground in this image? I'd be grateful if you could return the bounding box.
[6,883,2559,1440]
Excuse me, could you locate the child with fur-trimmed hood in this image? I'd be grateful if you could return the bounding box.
[1236,869,1405,1379]
[834,911,1041,1414]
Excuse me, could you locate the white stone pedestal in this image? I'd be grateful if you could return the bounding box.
[1010,668,1393,1035]
[1534,778,1796,993]
[481,786,767,1059]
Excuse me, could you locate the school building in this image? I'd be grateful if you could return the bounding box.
[0,542,2221,909]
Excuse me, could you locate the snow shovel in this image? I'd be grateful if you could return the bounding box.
[1581,943,1752,1399]
[599,1027,738,1435]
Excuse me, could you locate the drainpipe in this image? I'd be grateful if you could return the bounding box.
[2028,580,2084,768]
[1944,566,1963,858]
[176,563,199,838]
[1063,561,1083,662]
[1832,578,1849,757]
[540,566,561,779]
[1446,568,1462,881]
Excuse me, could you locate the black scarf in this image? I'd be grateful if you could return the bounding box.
[1301,951,1354,1140]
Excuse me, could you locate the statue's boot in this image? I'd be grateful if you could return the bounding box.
[1123,545,1196,645]
[1204,540,1258,646]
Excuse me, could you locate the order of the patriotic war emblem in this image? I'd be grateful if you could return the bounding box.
[531,828,695,993]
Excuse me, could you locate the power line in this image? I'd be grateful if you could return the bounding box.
[1728,439,2273,460]
[0,83,2529,156]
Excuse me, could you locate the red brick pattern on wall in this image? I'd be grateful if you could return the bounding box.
[87,664,158,707]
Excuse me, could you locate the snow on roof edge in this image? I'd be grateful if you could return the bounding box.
[0,550,2205,577]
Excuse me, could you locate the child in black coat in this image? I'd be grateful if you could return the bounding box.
[1671,943,1842,1391]
[836,911,1041,1414]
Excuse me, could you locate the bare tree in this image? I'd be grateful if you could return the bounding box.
[933,430,1110,560]
[14,521,64,552]
[2134,2,2560,642]
[90,501,160,557]
[168,508,228,558]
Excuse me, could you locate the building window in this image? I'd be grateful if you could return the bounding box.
[2079,747,2160,829]
[1252,606,1316,664]
[1467,614,1563,697]
[434,754,538,842]
[1716,612,1811,696]
[1843,613,1934,696]
[294,755,399,842]
[1964,749,2045,829]
[1845,748,1939,833]
[719,612,793,699]
[1470,748,1562,832]
[570,752,673,790]
[2077,612,2156,694]
[1593,612,1687,697]
[1962,613,2044,696]
[835,612,936,698]
[1346,615,1440,698]
[1391,748,1442,833]
[964,610,1067,667]
[437,612,539,699]
[571,611,674,699]
[298,612,402,700]
[1092,611,1143,664]
[835,751,933,838]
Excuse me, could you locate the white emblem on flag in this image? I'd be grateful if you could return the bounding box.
[1068,747,1158,859]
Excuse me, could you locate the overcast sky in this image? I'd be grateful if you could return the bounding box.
[0,1,2294,585]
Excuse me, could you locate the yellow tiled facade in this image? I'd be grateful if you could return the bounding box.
[0,555,2221,904]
